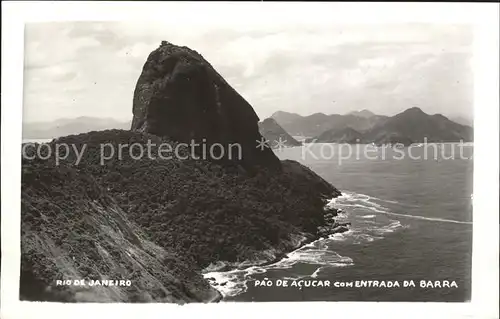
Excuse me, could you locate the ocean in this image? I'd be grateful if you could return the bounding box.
[205,143,473,302]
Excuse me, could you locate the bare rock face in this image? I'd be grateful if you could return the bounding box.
[131,41,280,171]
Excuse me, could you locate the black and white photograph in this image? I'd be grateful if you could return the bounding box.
[1,2,499,319]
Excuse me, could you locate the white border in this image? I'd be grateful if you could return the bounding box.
[2,2,499,319]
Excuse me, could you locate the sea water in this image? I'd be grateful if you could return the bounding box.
[205,143,473,302]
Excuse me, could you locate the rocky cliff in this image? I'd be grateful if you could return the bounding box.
[131,41,280,171]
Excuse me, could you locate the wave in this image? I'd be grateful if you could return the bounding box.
[336,191,471,225]
[328,231,351,241]
[334,191,420,208]
[359,214,376,219]
[203,232,354,298]
[266,241,354,271]
[372,210,472,225]
[337,203,387,214]
[204,269,248,298]
[204,190,431,299]
[310,264,349,279]
[340,201,470,225]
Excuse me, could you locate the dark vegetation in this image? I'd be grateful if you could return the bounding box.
[21,144,219,302]
[21,129,340,302]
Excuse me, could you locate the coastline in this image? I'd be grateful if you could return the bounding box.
[203,193,347,300]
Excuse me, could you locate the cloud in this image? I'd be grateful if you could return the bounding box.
[117,42,155,59]
[358,58,396,69]
[22,22,473,122]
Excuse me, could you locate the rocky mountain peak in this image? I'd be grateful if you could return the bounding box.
[131,41,281,171]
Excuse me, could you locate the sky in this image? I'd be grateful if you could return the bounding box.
[23,21,473,123]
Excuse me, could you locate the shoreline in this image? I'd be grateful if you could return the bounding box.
[204,193,347,301]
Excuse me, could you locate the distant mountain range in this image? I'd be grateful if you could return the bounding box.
[271,111,389,138]
[314,127,364,144]
[270,111,304,126]
[272,108,473,145]
[24,108,473,146]
[347,109,376,118]
[258,118,302,148]
[23,117,131,139]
